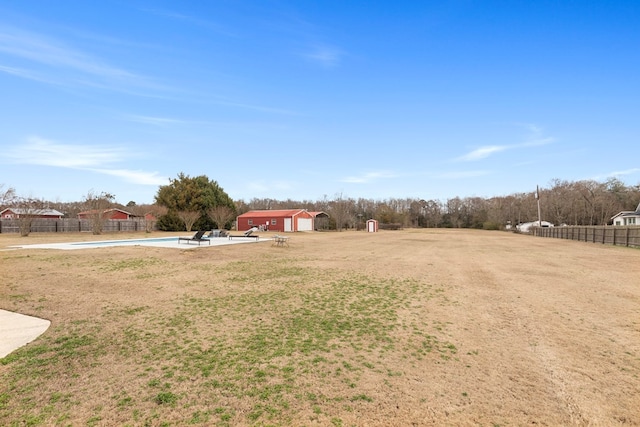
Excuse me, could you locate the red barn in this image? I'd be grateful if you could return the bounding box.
[236,209,317,232]
[77,208,132,220]
[0,208,64,219]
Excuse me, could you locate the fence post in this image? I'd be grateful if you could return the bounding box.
[626,227,630,247]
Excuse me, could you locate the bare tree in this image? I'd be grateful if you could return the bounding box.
[0,184,16,207]
[464,197,488,228]
[546,179,573,225]
[126,203,167,233]
[207,205,235,230]
[421,199,442,228]
[14,197,47,236]
[409,200,423,227]
[144,205,167,232]
[445,197,464,228]
[376,202,396,225]
[177,210,201,232]
[83,191,115,235]
[328,193,353,231]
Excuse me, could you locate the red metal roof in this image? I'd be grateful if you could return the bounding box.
[77,208,132,216]
[238,209,306,218]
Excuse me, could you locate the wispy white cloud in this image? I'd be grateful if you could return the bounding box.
[340,171,396,184]
[88,168,169,186]
[593,168,640,180]
[518,122,542,134]
[437,170,491,179]
[139,8,237,37]
[124,115,187,126]
[247,180,295,193]
[610,168,640,176]
[0,27,130,76]
[0,64,54,84]
[0,26,164,93]
[456,145,507,161]
[301,44,344,67]
[213,99,301,116]
[0,19,305,110]
[4,136,168,186]
[520,137,554,148]
[6,136,127,167]
[455,123,554,162]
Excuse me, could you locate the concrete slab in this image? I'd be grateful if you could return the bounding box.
[0,310,51,358]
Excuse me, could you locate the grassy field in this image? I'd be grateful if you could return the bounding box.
[1,229,639,426]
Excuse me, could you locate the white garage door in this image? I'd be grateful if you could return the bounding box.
[297,218,313,231]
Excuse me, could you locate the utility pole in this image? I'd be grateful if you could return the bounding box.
[535,185,542,227]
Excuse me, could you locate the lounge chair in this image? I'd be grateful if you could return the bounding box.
[178,230,210,245]
[207,229,228,238]
[228,228,260,241]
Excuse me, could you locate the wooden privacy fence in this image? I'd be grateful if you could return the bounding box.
[533,226,640,248]
[0,218,152,234]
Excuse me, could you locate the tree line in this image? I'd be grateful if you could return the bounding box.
[237,178,639,230]
[2,176,639,234]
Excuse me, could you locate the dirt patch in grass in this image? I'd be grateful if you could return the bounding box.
[1,229,639,426]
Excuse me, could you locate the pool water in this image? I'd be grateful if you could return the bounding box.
[70,237,178,246]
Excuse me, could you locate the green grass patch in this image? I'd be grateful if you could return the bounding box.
[0,258,456,425]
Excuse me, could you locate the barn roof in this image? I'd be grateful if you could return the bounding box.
[0,208,64,216]
[77,208,132,216]
[238,209,307,218]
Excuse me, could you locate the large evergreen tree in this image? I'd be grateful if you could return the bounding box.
[154,173,236,231]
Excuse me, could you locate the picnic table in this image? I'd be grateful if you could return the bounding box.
[272,235,290,247]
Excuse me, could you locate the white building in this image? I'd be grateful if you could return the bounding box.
[610,202,640,226]
[516,220,554,233]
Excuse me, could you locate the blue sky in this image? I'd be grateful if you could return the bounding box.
[1,1,639,205]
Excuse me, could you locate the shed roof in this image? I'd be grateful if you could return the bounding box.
[0,208,64,216]
[238,209,307,218]
[308,211,329,218]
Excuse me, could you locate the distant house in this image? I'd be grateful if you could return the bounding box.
[610,202,640,226]
[77,208,132,220]
[236,209,325,232]
[0,208,64,219]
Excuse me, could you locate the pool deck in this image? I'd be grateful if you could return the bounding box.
[8,236,269,250]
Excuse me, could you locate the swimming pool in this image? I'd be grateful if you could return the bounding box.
[70,237,178,247]
[10,235,266,250]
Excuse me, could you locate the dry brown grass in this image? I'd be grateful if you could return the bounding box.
[1,229,639,426]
